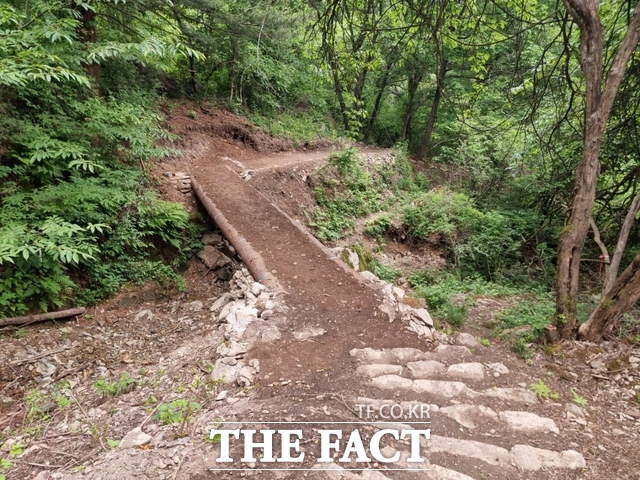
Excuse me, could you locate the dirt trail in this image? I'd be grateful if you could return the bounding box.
[192,147,424,388]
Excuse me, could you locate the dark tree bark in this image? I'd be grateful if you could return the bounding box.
[579,253,640,341]
[418,56,447,159]
[77,3,100,88]
[364,61,393,141]
[554,0,640,339]
[603,191,640,293]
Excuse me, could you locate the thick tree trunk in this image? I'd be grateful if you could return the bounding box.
[603,191,640,293]
[555,118,604,338]
[329,56,350,131]
[402,71,423,143]
[579,253,640,341]
[554,0,640,340]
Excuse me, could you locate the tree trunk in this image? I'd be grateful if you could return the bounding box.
[402,71,423,143]
[555,117,604,338]
[579,253,640,341]
[77,4,100,88]
[329,56,350,131]
[364,62,393,141]
[554,0,640,339]
[418,57,447,159]
[603,190,640,293]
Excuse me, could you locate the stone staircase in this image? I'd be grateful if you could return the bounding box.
[310,343,586,479]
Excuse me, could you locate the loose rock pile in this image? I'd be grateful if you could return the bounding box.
[209,268,281,387]
[162,171,191,194]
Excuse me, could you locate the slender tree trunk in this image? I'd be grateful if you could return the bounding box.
[579,253,640,341]
[554,0,640,339]
[603,191,640,293]
[364,62,393,141]
[77,3,100,88]
[402,71,423,143]
[418,57,447,159]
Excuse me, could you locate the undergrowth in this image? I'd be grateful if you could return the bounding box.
[0,85,201,316]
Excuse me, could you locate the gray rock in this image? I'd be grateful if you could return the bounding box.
[510,445,585,470]
[440,404,498,429]
[215,266,234,281]
[211,357,240,384]
[407,360,446,378]
[487,363,510,375]
[215,390,228,401]
[360,270,379,283]
[447,362,485,381]
[412,308,434,327]
[202,233,223,245]
[590,360,605,369]
[456,332,480,348]
[414,379,470,397]
[430,435,510,466]
[237,365,257,387]
[198,245,232,269]
[500,411,559,434]
[356,364,404,378]
[119,427,152,449]
[408,320,433,337]
[483,387,538,405]
[216,340,247,357]
[210,294,230,313]
[370,374,414,390]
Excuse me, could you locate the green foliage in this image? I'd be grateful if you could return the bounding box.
[530,379,559,401]
[364,214,392,239]
[571,389,588,408]
[498,295,554,357]
[107,439,121,449]
[440,303,468,330]
[154,399,201,426]
[95,373,137,397]
[372,261,401,283]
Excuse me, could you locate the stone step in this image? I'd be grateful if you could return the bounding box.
[369,375,538,404]
[310,457,477,480]
[426,435,585,472]
[350,345,474,365]
[358,361,498,382]
[440,404,559,434]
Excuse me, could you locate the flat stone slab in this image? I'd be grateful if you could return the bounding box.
[356,364,403,378]
[446,362,485,381]
[429,435,510,466]
[483,387,538,405]
[439,404,498,429]
[510,445,585,471]
[499,411,559,435]
[350,347,428,364]
[407,360,446,378]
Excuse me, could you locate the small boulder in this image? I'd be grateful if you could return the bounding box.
[198,245,232,269]
[119,427,152,449]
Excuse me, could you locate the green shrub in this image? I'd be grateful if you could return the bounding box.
[364,214,392,238]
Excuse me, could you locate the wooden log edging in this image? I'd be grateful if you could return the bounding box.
[191,177,281,292]
[0,307,86,328]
